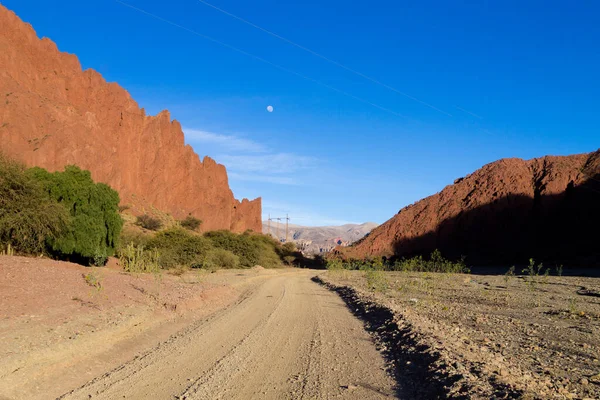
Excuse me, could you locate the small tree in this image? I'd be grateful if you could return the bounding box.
[28,165,123,263]
[136,214,163,231]
[0,155,70,254]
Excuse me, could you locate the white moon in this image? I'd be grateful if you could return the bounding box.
[267,105,274,113]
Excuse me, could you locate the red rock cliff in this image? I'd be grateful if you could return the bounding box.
[344,150,600,265]
[0,5,261,233]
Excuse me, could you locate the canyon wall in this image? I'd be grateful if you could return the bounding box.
[0,5,261,232]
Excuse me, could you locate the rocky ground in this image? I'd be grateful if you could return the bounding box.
[320,270,600,399]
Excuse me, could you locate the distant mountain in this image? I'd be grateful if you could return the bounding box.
[262,221,378,254]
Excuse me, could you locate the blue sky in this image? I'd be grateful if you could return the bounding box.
[5,0,599,226]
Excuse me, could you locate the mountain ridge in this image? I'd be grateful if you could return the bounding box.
[340,150,600,265]
[263,221,377,254]
[0,4,261,232]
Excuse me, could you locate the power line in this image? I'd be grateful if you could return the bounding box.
[115,0,409,119]
[267,214,291,242]
[196,0,452,117]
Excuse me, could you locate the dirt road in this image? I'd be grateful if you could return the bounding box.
[60,271,396,399]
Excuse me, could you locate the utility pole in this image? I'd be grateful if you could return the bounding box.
[267,214,271,237]
[285,214,290,243]
[267,215,290,242]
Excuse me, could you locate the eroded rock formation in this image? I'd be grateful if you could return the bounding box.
[0,5,261,232]
[344,150,600,266]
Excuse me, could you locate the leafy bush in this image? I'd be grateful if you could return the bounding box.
[148,227,212,268]
[180,215,202,231]
[327,250,469,274]
[135,214,163,231]
[283,255,296,265]
[326,258,344,271]
[394,250,469,273]
[280,241,297,255]
[119,227,152,250]
[204,248,240,269]
[370,256,385,270]
[204,230,282,268]
[28,165,123,263]
[392,255,424,272]
[0,155,71,254]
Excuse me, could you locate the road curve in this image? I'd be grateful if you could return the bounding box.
[61,271,397,399]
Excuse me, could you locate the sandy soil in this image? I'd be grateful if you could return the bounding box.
[0,257,397,399]
[0,256,278,399]
[321,270,600,399]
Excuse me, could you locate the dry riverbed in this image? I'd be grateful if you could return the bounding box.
[319,269,600,399]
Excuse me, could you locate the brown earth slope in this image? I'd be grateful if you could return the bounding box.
[0,5,260,232]
[344,150,600,265]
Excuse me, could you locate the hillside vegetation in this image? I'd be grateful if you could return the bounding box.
[0,154,296,271]
[0,155,122,264]
[119,226,297,272]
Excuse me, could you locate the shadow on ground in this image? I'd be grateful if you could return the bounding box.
[312,276,524,399]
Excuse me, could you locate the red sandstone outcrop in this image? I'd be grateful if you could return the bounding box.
[344,150,600,265]
[0,5,261,232]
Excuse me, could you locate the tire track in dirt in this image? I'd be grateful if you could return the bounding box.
[61,271,396,400]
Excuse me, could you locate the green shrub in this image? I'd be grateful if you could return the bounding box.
[283,255,296,265]
[0,155,71,255]
[118,227,152,250]
[370,256,385,270]
[280,241,296,255]
[256,240,283,268]
[148,227,212,268]
[28,165,123,263]
[394,250,469,273]
[326,258,344,271]
[522,258,547,290]
[203,248,240,269]
[180,215,202,231]
[204,230,282,268]
[135,214,163,231]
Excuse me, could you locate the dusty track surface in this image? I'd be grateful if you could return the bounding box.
[59,271,396,400]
